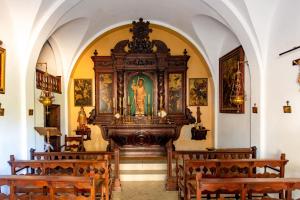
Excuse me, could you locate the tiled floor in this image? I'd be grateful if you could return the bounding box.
[112,181,178,200]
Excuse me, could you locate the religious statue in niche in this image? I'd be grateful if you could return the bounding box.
[168,73,183,113]
[74,79,92,106]
[99,74,113,113]
[189,78,208,106]
[128,74,153,116]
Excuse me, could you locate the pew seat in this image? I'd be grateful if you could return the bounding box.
[0,175,96,200]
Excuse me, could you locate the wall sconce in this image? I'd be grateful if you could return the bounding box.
[283,101,292,113]
[28,109,34,116]
[0,103,4,116]
[252,103,258,113]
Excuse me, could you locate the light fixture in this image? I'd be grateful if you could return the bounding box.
[230,61,246,112]
[36,62,55,107]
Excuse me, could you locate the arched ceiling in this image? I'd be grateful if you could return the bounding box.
[18,0,282,95]
[28,0,262,84]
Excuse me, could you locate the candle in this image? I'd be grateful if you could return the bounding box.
[123,97,125,108]
[128,96,130,105]
[148,94,150,104]
[113,98,115,108]
[119,97,121,108]
[160,96,163,108]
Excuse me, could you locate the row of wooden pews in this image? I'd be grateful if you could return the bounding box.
[169,147,257,192]
[171,147,293,200]
[184,154,288,199]
[0,150,114,200]
[194,173,300,200]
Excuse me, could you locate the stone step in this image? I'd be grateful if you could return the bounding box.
[120,170,167,181]
[111,158,175,171]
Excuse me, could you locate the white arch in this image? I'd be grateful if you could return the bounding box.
[24,0,264,154]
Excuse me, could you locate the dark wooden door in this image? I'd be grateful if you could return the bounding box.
[45,104,61,151]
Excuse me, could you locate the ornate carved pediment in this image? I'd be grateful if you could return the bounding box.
[128,18,153,53]
[111,18,170,55]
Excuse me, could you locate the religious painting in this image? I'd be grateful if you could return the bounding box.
[99,74,113,113]
[0,47,6,94]
[189,78,208,106]
[219,46,245,113]
[128,74,153,116]
[74,79,92,106]
[168,73,183,113]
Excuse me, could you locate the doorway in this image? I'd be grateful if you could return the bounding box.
[45,104,61,151]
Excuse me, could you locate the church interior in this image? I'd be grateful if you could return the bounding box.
[0,0,300,199]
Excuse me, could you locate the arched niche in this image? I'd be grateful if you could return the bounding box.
[68,21,215,151]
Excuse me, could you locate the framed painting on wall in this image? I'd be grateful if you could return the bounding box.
[189,78,208,106]
[0,47,6,94]
[219,45,245,113]
[74,79,93,106]
[99,73,113,114]
[168,73,183,113]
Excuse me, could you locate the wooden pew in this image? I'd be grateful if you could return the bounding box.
[0,175,96,200]
[193,173,300,200]
[29,148,120,190]
[30,148,113,161]
[8,156,111,200]
[179,154,288,200]
[168,146,257,190]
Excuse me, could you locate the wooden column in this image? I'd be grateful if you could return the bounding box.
[117,71,124,114]
[113,142,121,191]
[165,139,176,190]
[157,71,165,109]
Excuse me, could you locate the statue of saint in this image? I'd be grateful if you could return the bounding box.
[131,78,146,115]
[77,106,87,129]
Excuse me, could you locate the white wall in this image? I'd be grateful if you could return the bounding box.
[264,1,300,179]
[0,1,24,175]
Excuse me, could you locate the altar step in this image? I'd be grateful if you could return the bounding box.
[112,158,174,182]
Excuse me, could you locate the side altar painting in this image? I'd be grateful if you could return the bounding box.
[219,46,245,113]
[189,78,208,106]
[128,74,153,116]
[74,79,92,106]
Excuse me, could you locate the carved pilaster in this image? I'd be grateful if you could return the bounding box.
[158,71,165,109]
[117,71,124,113]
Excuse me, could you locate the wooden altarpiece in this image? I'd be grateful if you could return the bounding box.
[90,18,194,190]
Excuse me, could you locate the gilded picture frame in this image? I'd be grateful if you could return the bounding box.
[74,79,93,106]
[219,46,245,113]
[189,78,208,106]
[0,47,6,94]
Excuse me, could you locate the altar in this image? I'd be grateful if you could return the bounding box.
[102,118,179,157]
[89,18,194,190]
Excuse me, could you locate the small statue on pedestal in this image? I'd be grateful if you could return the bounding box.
[77,106,88,130]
